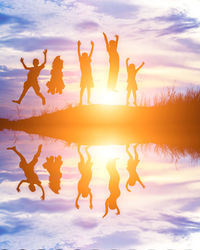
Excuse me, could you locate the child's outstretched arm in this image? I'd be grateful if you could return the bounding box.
[75,192,81,209]
[89,190,93,209]
[137,174,145,188]
[136,62,145,73]
[38,183,45,200]
[116,205,120,215]
[40,49,47,67]
[77,40,81,59]
[126,58,130,72]
[102,198,109,218]
[20,58,31,70]
[16,180,28,192]
[115,34,119,47]
[89,41,94,59]
[103,32,109,52]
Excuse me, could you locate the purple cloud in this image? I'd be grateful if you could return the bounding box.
[155,11,200,36]
[0,37,74,52]
[76,20,100,32]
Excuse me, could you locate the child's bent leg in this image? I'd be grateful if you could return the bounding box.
[87,87,91,105]
[12,83,30,104]
[34,86,46,105]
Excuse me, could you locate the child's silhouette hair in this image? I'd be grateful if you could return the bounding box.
[103,32,119,91]
[12,49,47,105]
[126,58,144,106]
[42,155,63,194]
[126,144,145,192]
[78,40,94,105]
[7,144,45,200]
[46,56,65,95]
[75,145,93,209]
[103,159,120,218]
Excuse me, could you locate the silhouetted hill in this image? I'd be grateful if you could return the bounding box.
[1,104,200,148]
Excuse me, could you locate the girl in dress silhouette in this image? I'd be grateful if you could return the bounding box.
[103,159,120,218]
[43,155,63,194]
[126,58,144,106]
[46,56,65,95]
[103,32,119,91]
[78,40,94,105]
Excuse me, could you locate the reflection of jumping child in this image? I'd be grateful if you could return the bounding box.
[78,40,94,105]
[103,159,120,218]
[126,58,144,106]
[75,145,93,209]
[12,50,47,105]
[43,155,63,194]
[7,145,45,200]
[103,32,119,91]
[126,144,145,192]
[46,56,65,95]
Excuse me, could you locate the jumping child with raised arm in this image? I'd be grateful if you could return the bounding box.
[103,32,119,91]
[12,49,47,105]
[126,58,144,106]
[78,40,94,105]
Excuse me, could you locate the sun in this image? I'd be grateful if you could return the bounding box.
[94,89,123,105]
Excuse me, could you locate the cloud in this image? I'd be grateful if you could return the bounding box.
[87,230,140,249]
[159,213,200,237]
[176,38,200,54]
[155,11,200,36]
[0,198,74,213]
[73,217,99,229]
[0,37,74,52]
[79,0,139,19]
[0,217,31,236]
[76,20,100,32]
[0,12,33,33]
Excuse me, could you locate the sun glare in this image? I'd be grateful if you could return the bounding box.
[95,90,123,105]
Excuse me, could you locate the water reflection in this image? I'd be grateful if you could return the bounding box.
[126,144,145,191]
[7,144,45,200]
[103,159,120,218]
[3,130,200,249]
[43,155,63,194]
[76,145,93,209]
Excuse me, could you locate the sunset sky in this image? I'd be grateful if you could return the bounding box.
[1,0,200,118]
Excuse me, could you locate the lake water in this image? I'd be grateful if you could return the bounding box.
[0,129,200,249]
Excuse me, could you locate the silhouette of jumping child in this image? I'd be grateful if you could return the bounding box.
[126,144,145,192]
[43,155,63,194]
[103,159,120,218]
[78,40,94,105]
[126,58,144,106]
[12,49,47,105]
[103,32,119,91]
[75,145,93,209]
[46,56,65,95]
[7,144,45,200]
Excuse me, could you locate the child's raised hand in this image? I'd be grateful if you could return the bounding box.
[91,41,94,46]
[78,40,81,46]
[20,57,24,63]
[103,32,106,36]
[126,58,130,61]
[115,34,119,39]
[43,49,47,55]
